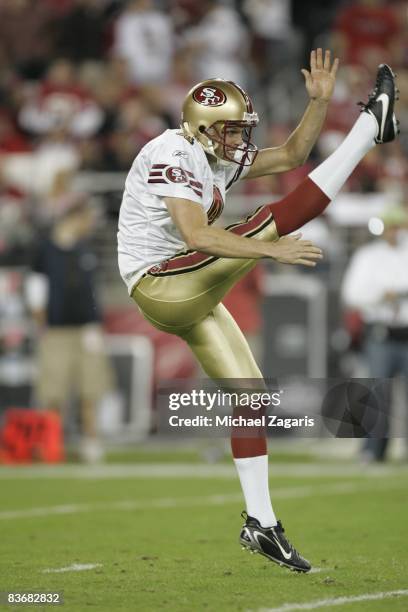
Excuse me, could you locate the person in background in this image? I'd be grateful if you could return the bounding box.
[113,0,174,86]
[341,205,408,462]
[25,176,114,462]
[181,0,250,87]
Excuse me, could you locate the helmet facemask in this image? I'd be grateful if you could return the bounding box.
[199,120,258,167]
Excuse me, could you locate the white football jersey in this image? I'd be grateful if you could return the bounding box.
[117,128,250,293]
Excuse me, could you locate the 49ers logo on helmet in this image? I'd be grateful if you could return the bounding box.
[166,167,188,183]
[193,86,226,107]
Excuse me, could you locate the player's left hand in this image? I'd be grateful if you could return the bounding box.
[301,48,339,102]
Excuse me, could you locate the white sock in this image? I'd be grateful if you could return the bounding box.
[234,455,277,528]
[309,113,377,200]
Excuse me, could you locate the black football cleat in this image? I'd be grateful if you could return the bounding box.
[239,512,311,573]
[359,64,399,144]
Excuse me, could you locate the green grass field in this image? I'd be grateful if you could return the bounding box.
[0,454,407,612]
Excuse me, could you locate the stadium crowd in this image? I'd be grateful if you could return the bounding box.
[0,0,407,248]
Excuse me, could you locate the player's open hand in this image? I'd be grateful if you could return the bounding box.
[301,49,339,102]
[268,233,323,267]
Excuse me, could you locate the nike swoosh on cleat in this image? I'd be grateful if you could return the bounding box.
[376,93,389,139]
[253,530,292,560]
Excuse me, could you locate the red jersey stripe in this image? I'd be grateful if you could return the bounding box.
[189,179,203,189]
[185,185,202,197]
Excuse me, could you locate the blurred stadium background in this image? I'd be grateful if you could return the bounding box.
[0,0,407,464]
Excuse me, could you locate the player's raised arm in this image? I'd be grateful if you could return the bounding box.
[245,49,339,179]
[165,197,323,267]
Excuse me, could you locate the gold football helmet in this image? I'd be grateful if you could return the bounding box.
[181,79,259,167]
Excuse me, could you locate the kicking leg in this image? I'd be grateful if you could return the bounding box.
[268,64,398,236]
[268,113,376,235]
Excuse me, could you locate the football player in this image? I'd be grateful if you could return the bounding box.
[117,50,398,572]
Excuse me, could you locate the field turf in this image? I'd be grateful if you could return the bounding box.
[0,456,407,612]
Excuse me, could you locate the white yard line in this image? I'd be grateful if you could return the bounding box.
[256,589,408,612]
[42,563,102,574]
[0,463,406,480]
[0,480,405,521]
[0,504,96,519]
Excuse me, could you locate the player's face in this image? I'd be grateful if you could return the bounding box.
[209,124,244,160]
[224,126,244,147]
[204,120,257,166]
